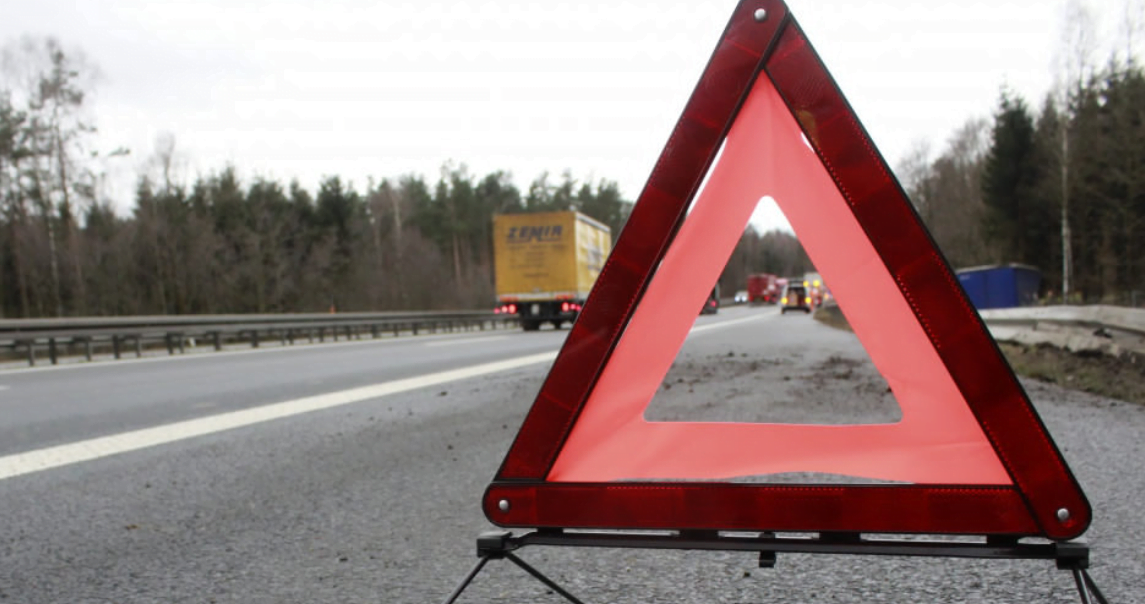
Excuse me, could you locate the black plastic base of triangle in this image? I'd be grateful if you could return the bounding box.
[441,529,1110,604]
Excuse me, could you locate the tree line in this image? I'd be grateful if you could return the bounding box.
[719,228,812,298]
[901,63,1145,306]
[899,2,1145,305]
[5,0,1143,318]
[0,38,632,318]
[2,149,632,316]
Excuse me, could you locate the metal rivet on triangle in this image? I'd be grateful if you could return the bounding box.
[1056,508,1070,522]
[498,499,511,512]
[754,8,767,22]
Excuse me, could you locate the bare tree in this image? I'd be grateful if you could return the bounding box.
[1053,0,1098,300]
[897,139,933,220]
[2,36,99,316]
[1119,0,1145,66]
[897,118,991,268]
[151,131,178,194]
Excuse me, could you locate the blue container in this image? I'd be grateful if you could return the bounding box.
[956,264,1041,310]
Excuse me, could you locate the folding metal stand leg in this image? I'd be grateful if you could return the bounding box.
[439,531,585,604]
[441,530,1113,604]
[1071,568,1110,604]
[440,556,490,604]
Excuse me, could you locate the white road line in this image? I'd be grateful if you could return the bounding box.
[0,350,557,482]
[424,335,510,348]
[690,312,776,334]
[0,385,9,391]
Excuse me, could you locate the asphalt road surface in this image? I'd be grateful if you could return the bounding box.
[0,306,1141,603]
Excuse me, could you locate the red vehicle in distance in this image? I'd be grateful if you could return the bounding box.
[746,273,779,304]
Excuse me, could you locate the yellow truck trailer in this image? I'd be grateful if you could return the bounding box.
[492,211,611,331]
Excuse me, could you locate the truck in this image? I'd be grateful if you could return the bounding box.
[492,211,612,331]
[802,271,827,305]
[746,273,779,304]
[956,264,1041,310]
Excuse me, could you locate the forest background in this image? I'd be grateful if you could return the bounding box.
[2,2,1144,318]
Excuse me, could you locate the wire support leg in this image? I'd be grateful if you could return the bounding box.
[504,552,587,604]
[1071,569,1110,604]
[439,555,491,604]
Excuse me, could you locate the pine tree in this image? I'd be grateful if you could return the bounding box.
[981,90,1053,269]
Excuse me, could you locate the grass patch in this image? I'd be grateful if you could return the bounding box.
[998,343,1145,405]
[812,302,851,332]
[814,301,1145,405]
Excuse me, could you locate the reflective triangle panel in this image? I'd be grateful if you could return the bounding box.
[484,0,1090,540]
[546,64,1008,487]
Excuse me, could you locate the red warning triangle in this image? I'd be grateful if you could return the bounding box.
[483,0,1089,540]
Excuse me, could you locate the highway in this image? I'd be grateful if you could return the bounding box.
[0,328,565,462]
[0,306,1140,603]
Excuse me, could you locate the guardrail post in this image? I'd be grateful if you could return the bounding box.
[112,335,122,359]
[413,322,419,336]
[318,327,325,343]
[177,333,185,354]
[48,338,58,365]
[392,323,399,337]
[134,336,143,357]
[26,340,35,366]
[279,329,287,346]
[251,330,260,348]
[287,329,295,345]
[371,324,379,339]
[165,333,174,355]
[84,337,93,362]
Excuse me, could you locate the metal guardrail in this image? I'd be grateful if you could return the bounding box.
[814,301,1145,357]
[979,305,1145,357]
[7,304,1139,369]
[978,305,1145,334]
[0,311,519,367]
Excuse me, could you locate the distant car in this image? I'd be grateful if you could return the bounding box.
[780,283,812,314]
[734,290,748,304]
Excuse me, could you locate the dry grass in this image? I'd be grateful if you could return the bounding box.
[814,302,1145,406]
[998,342,1145,405]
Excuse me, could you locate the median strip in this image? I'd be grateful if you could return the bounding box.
[0,350,557,482]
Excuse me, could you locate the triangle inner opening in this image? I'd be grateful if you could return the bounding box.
[644,195,901,427]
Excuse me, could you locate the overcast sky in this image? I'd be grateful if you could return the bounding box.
[2,0,1135,225]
